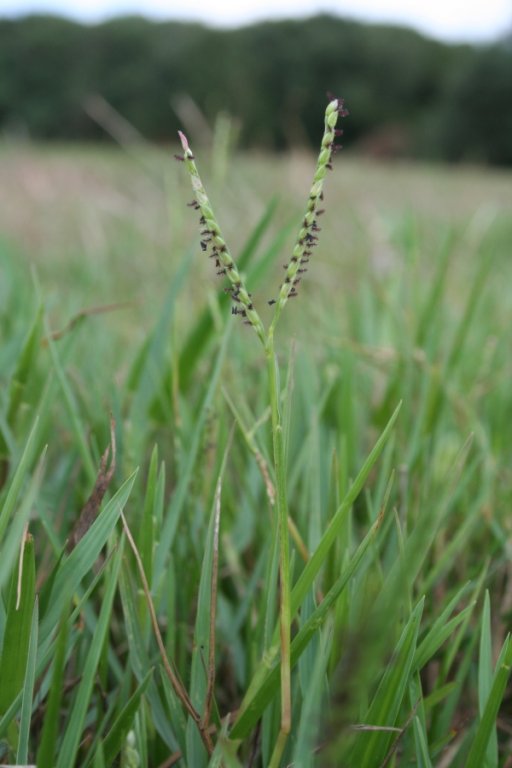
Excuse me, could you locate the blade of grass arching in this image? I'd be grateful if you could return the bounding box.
[102,669,153,766]
[466,634,512,768]
[56,538,124,768]
[40,469,137,643]
[36,608,69,768]
[0,533,35,717]
[178,198,277,388]
[0,448,45,592]
[6,305,43,427]
[186,469,225,766]
[413,583,476,671]
[232,509,385,739]
[348,599,424,768]
[477,591,497,767]
[0,413,41,542]
[16,596,38,765]
[127,253,192,417]
[432,623,479,750]
[421,508,482,594]
[153,323,232,583]
[292,620,333,768]
[44,326,96,483]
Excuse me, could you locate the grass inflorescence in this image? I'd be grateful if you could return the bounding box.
[0,95,511,767]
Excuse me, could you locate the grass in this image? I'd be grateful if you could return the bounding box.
[0,111,512,767]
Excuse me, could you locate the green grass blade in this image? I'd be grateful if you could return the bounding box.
[153,324,231,582]
[348,598,424,767]
[118,565,181,751]
[292,621,333,768]
[102,668,153,766]
[6,305,43,427]
[466,634,512,768]
[290,401,401,618]
[412,714,433,768]
[16,596,38,765]
[413,583,476,671]
[232,510,383,739]
[477,590,497,766]
[0,414,41,543]
[37,608,70,768]
[56,538,125,768]
[186,470,224,766]
[0,534,36,716]
[44,326,97,483]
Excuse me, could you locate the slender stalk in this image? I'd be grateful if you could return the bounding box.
[177,98,347,759]
[265,329,292,763]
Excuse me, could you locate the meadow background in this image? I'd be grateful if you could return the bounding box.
[1,11,512,768]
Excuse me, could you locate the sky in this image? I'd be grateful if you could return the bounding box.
[0,0,511,43]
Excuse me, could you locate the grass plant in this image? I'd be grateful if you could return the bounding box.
[0,98,511,767]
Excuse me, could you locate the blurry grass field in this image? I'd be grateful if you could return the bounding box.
[0,138,512,766]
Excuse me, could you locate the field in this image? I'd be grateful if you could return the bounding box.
[1,134,512,767]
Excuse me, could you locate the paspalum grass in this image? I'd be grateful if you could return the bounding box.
[178,97,348,766]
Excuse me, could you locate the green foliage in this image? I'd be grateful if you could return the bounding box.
[0,131,511,765]
[1,14,511,163]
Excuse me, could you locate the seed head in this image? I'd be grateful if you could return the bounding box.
[177,131,265,345]
[271,96,347,319]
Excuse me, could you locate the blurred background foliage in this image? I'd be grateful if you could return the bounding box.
[0,13,511,165]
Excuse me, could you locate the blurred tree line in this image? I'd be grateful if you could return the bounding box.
[0,13,511,164]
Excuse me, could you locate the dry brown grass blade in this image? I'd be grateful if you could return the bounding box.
[42,302,134,346]
[66,415,116,553]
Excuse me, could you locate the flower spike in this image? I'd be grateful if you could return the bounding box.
[177,131,266,345]
[270,97,347,330]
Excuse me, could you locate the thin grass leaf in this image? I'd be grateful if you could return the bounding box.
[291,401,401,618]
[186,469,225,766]
[44,325,96,483]
[292,621,333,768]
[138,445,158,589]
[477,591,497,766]
[56,538,124,768]
[16,596,38,765]
[466,634,512,768]
[413,583,475,671]
[232,509,385,739]
[153,323,232,582]
[118,565,181,752]
[348,598,424,768]
[0,533,36,716]
[0,414,41,543]
[6,306,43,427]
[102,669,153,766]
[128,252,192,414]
[36,608,70,768]
[412,715,433,768]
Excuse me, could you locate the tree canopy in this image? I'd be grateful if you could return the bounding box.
[1,13,511,164]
